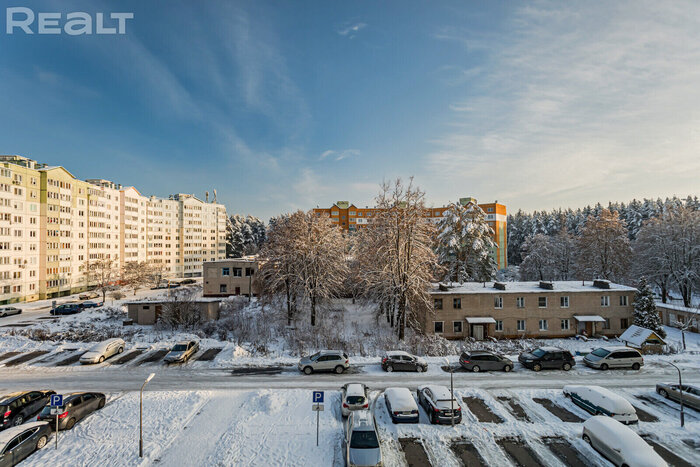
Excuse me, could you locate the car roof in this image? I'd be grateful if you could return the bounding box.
[386,350,412,357]
[419,385,454,400]
[0,392,28,404]
[351,410,375,429]
[320,349,343,354]
[345,384,366,396]
[465,350,495,356]
[0,421,48,445]
[595,346,637,352]
[384,387,417,410]
[539,346,564,352]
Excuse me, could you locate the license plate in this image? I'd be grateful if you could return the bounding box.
[402,411,412,415]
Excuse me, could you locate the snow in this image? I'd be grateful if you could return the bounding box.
[573,315,606,322]
[619,325,664,347]
[432,280,637,294]
[582,416,667,467]
[384,388,418,412]
[563,385,637,421]
[655,301,699,315]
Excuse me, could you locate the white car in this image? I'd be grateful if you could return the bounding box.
[564,385,638,424]
[384,387,419,424]
[79,338,126,364]
[582,416,667,467]
[341,383,369,417]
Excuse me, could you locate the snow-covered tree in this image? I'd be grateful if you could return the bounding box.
[436,201,497,283]
[519,234,557,281]
[575,209,631,281]
[632,277,665,337]
[227,215,266,258]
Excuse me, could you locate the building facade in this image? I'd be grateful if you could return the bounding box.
[656,302,699,333]
[427,280,635,340]
[313,197,507,269]
[202,257,259,297]
[0,155,228,304]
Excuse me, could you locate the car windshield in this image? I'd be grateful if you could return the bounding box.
[346,396,365,405]
[309,352,320,360]
[591,348,610,358]
[532,349,546,358]
[350,430,379,449]
[172,344,187,351]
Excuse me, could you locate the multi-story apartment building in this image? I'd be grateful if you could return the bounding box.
[0,155,228,304]
[313,197,508,269]
[427,279,635,340]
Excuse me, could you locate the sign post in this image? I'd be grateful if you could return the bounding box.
[50,394,63,450]
[312,391,324,447]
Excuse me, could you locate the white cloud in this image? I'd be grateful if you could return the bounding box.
[337,22,367,38]
[319,149,360,161]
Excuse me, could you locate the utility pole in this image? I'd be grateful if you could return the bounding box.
[666,362,685,427]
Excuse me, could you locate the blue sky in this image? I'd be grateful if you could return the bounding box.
[1,0,698,220]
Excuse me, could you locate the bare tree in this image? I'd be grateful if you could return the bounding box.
[161,287,201,328]
[84,257,120,304]
[122,261,152,296]
[575,209,631,281]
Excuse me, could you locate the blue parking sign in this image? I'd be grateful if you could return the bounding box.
[50,395,63,407]
[312,391,324,403]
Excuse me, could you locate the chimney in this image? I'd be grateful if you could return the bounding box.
[539,281,554,290]
[593,279,611,289]
[494,282,506,290]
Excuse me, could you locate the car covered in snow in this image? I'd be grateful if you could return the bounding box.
[582,416,667,467]
[383,387,418,424]
[417,385,461,425]
[80,338,126,364]
[341,383,369,417]
[564,385,638,424]
[344,410,382,467]
[583,346,643,370]
[0,307,22,318]
[164,340,199,363]
[0,421,52,466]
[656,383,700,411]
[380,351,427,373]
[298,350,349,375]
[518,346,575,372]
[459,350,513,372]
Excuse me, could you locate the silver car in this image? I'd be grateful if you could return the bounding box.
[656,382,700,410]
[164,340,199,363]
[584,346,643,370]
[80,338,126,364]
[344,410,382,467]
[0,307,21,318]
[298,350,349,374]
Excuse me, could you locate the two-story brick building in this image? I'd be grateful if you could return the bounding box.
[202,257,259,297]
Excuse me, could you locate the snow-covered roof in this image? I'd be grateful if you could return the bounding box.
[563,385,636,416]
[431,281,637,295]
[465,317,497,324]
[124,298,223,305]
[573,315,606,322]
[344,384,366,398]
[539,346,564,352]
[384,388,418,411]
[386,350,412,358]
[618,325,666,346]
[582,416,666,466]
[88,338,124,353]
[655,301,699,315]
[420,385,455,402]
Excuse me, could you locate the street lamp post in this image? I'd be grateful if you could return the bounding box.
[665,362,684,427]
[140,373,156,458]
[444,357,455,426]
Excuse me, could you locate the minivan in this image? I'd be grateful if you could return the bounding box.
[583,346,643,370]
[564,385,638,424]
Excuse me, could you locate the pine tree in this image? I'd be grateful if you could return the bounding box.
[632,277,665,337]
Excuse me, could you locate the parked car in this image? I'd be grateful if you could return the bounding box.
[0,308,21,318]
[341,383,369,417]
[417,385,462,425]
[0,391,55,430]
[80,338,126,364]
[49,304,82,316]
[150,282,180,290]
[37,393,106,431]
[164,340,199,363]
[564,385,638,424]
[518,347,575,371]
[344,410,382,467]
[0,421,52,466]
[179,279,197,285]
[656,383,700,411]
[79,301,103,309]
[78,291,99,300]
[582,416,667,467]
[298,350,349,375]
[384,388,419,424]
[381,351,427,373]
[583,346,643,370]
[459,350,513,372]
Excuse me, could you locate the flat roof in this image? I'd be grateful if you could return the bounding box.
[655,301,699,315]
[431,281,637,295]
[124,298,222,304]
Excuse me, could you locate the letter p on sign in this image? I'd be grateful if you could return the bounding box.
[312,391,324,403]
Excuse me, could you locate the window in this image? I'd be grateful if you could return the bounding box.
[560,296,569,308]
[453,321,463,333]
[517,320,526,331]
[245,267,254,277]
[494,296,503,309]
[619,295,628,306]
[620,318,629,329]
[601,296,610,307]
[561,319,570,330]
[219,284,227,293]
[233,268,242,277]
[539,319,548,331]
[538,297,547,308]
[434,298,443,310]
[603,318,610,329]
[434,321,444,333]
[453,298,461,309]
[516,297,524,308]
[221,267,230,276]
[495,320,503,332]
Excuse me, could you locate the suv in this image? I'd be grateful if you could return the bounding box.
[0,307,22,318]
[50,304,82,315]
[164,340,199,363]
[381,351,427,373]
[583,346,643,370]
[298,350,349,375]
[344,410,382,467]
[0,391,55,430]
[417,385,462,425]
[519,347,575,371]
[459,350,513,372]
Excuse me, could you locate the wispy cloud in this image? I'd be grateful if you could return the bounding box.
[337,22,367,38]
[319,149,360,161]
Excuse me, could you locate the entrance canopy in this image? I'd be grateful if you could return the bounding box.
[465,317,497,324]
[573,315,606,322]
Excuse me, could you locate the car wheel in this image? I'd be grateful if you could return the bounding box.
[335,365,345,374]
[66,418,76,430]
[416,366,424,373]
[632,363,640,370]
[583,434,591,444]
[0,313,5,317]
[98,398,105,409]
[303,366,313,375]
[98,356,105,363]
[472,365,481,373]
[118,347,124,354]
[386,365,393,373]
[563,363,571,371]
[12,415,23,426]
[600,363,609,371]
[36,435,48,450]
[533,363,542,372]
[658,389,668,398]
[503,365,512,372]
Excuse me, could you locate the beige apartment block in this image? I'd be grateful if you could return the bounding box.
[119,186,148,266]
[202,258,259,297]
[427,280,636,340]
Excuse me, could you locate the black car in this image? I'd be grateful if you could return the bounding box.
[50,304,82,315]
[518,347,575,372]
[0,421,52,467]
[179,279,196,285]
[37,392,106,431]
[417,385,462,425]
[381,351,428,373]
[459,350,513,372]
[0,391,55,430]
